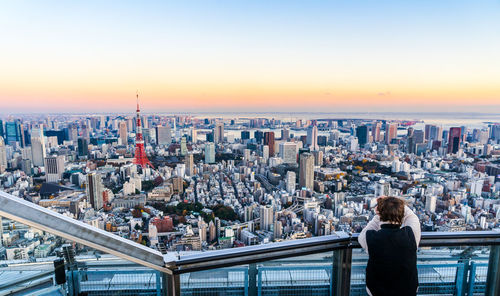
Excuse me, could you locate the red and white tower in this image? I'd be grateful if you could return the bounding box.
[133,93,154,168]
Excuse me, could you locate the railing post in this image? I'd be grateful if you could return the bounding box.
[455,259,468,296]
[248,263,258,296]
[332,247,352,296]
[485,245,500,296]
[467,262,477,296]
[163,272,180,296]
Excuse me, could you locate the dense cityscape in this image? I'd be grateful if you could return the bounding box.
[1,101,500,262]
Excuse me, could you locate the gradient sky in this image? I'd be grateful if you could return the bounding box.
[1,1,500,114]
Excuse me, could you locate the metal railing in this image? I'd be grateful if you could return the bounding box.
[2,190,500,295]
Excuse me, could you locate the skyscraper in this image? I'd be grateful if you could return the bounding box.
[214,122,224,143]
[306,125,319,151]
[0,137,7,173]
[259,205,274,231]
[356,125,369,146]
[156,125,172,146]
[205,143,215,164]
[77,138,89,158]
[86,172,103,210]
[264,131,275,156]
[385,122,398,144]
[448,127,462,154]
[185,153,194,176]
[31,127,46,167]
[371,122,382,142]
[5,121,21,146]
[119,121,128,145]
[286,171,296,194]
[44,155,65,183]
[299,153,314,190]
[279,142,297,164]
[180,137,187,156]
[241,130,250,141]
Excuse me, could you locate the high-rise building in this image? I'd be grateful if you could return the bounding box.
[371,122,382,142]
[119,121,128,145]
[205,143,215,164]
[86,172,104,210]
[44,155,65,183]
[356,125,369,146]
[0,137,7,173]
[279,142,297,164]
[214,122,224,143]
[185,153,194,176]
[385,123,398,144]
[180,137,187,156]
[281,128,290,141]
[0,120,4,139]
[156,125,172,146]
[77,138,89,158]
[448,127,462,154]
[306,125,319,151]
[5,121,21,146]
[191,128,197,143]
[259,205,274,231]
[286,171,296,194]
[255,130,264,144]
[241,130,250,141]
[31,128,46,167]
[264,131,275,156]
[299,153,314,190]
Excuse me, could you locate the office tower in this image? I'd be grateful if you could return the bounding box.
[281,128,290,141]
[259,205,274,231]
[205,143,215,164]
[425,195,437,213]
[371,122,382,142]
[191,128,197,143]
[156,125,172,146]
[299,153,314,190]
[356,125,369,146]
[133,94,154,168]
[262,145,269,162]
[490,125,500,142]
[264,131,275,156]
[286,171,296,194]
[0,120,3,138]
[119,121,128,145]
[214,122,224,143]
[31,129,46,167]
[0,137,7,173]
[385,122,398,144]
[241,130,250,141]
[185,153,194,176]
[243,149,251,162]
[273,220,283,239]
[448,127,462,154]
[312,150,323,166]
[279,142,297,164]
[425,124,442,141]
[408,130,424,154]
[180,137,187,156]
[208,221,216,242]
[5,121,21,146]
[86,172,103,210]
[44,155,65,183]
[306,124,319,151]
[255,130,264,144]
[77,138,89,158]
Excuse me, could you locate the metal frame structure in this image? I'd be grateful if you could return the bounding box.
[2,189,500,295]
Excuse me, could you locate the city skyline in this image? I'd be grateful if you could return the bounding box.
[1,0,500,113]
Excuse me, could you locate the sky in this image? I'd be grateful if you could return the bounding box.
[1,0,500,114]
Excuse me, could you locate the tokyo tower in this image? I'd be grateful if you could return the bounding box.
[133,93,154,168]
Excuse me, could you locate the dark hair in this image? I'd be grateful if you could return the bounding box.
[376,196,405,224]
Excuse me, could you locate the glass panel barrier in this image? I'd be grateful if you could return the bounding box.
[350,246,491,296]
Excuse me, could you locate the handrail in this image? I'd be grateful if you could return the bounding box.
[0,191,170,274]
[166,230,500,274]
